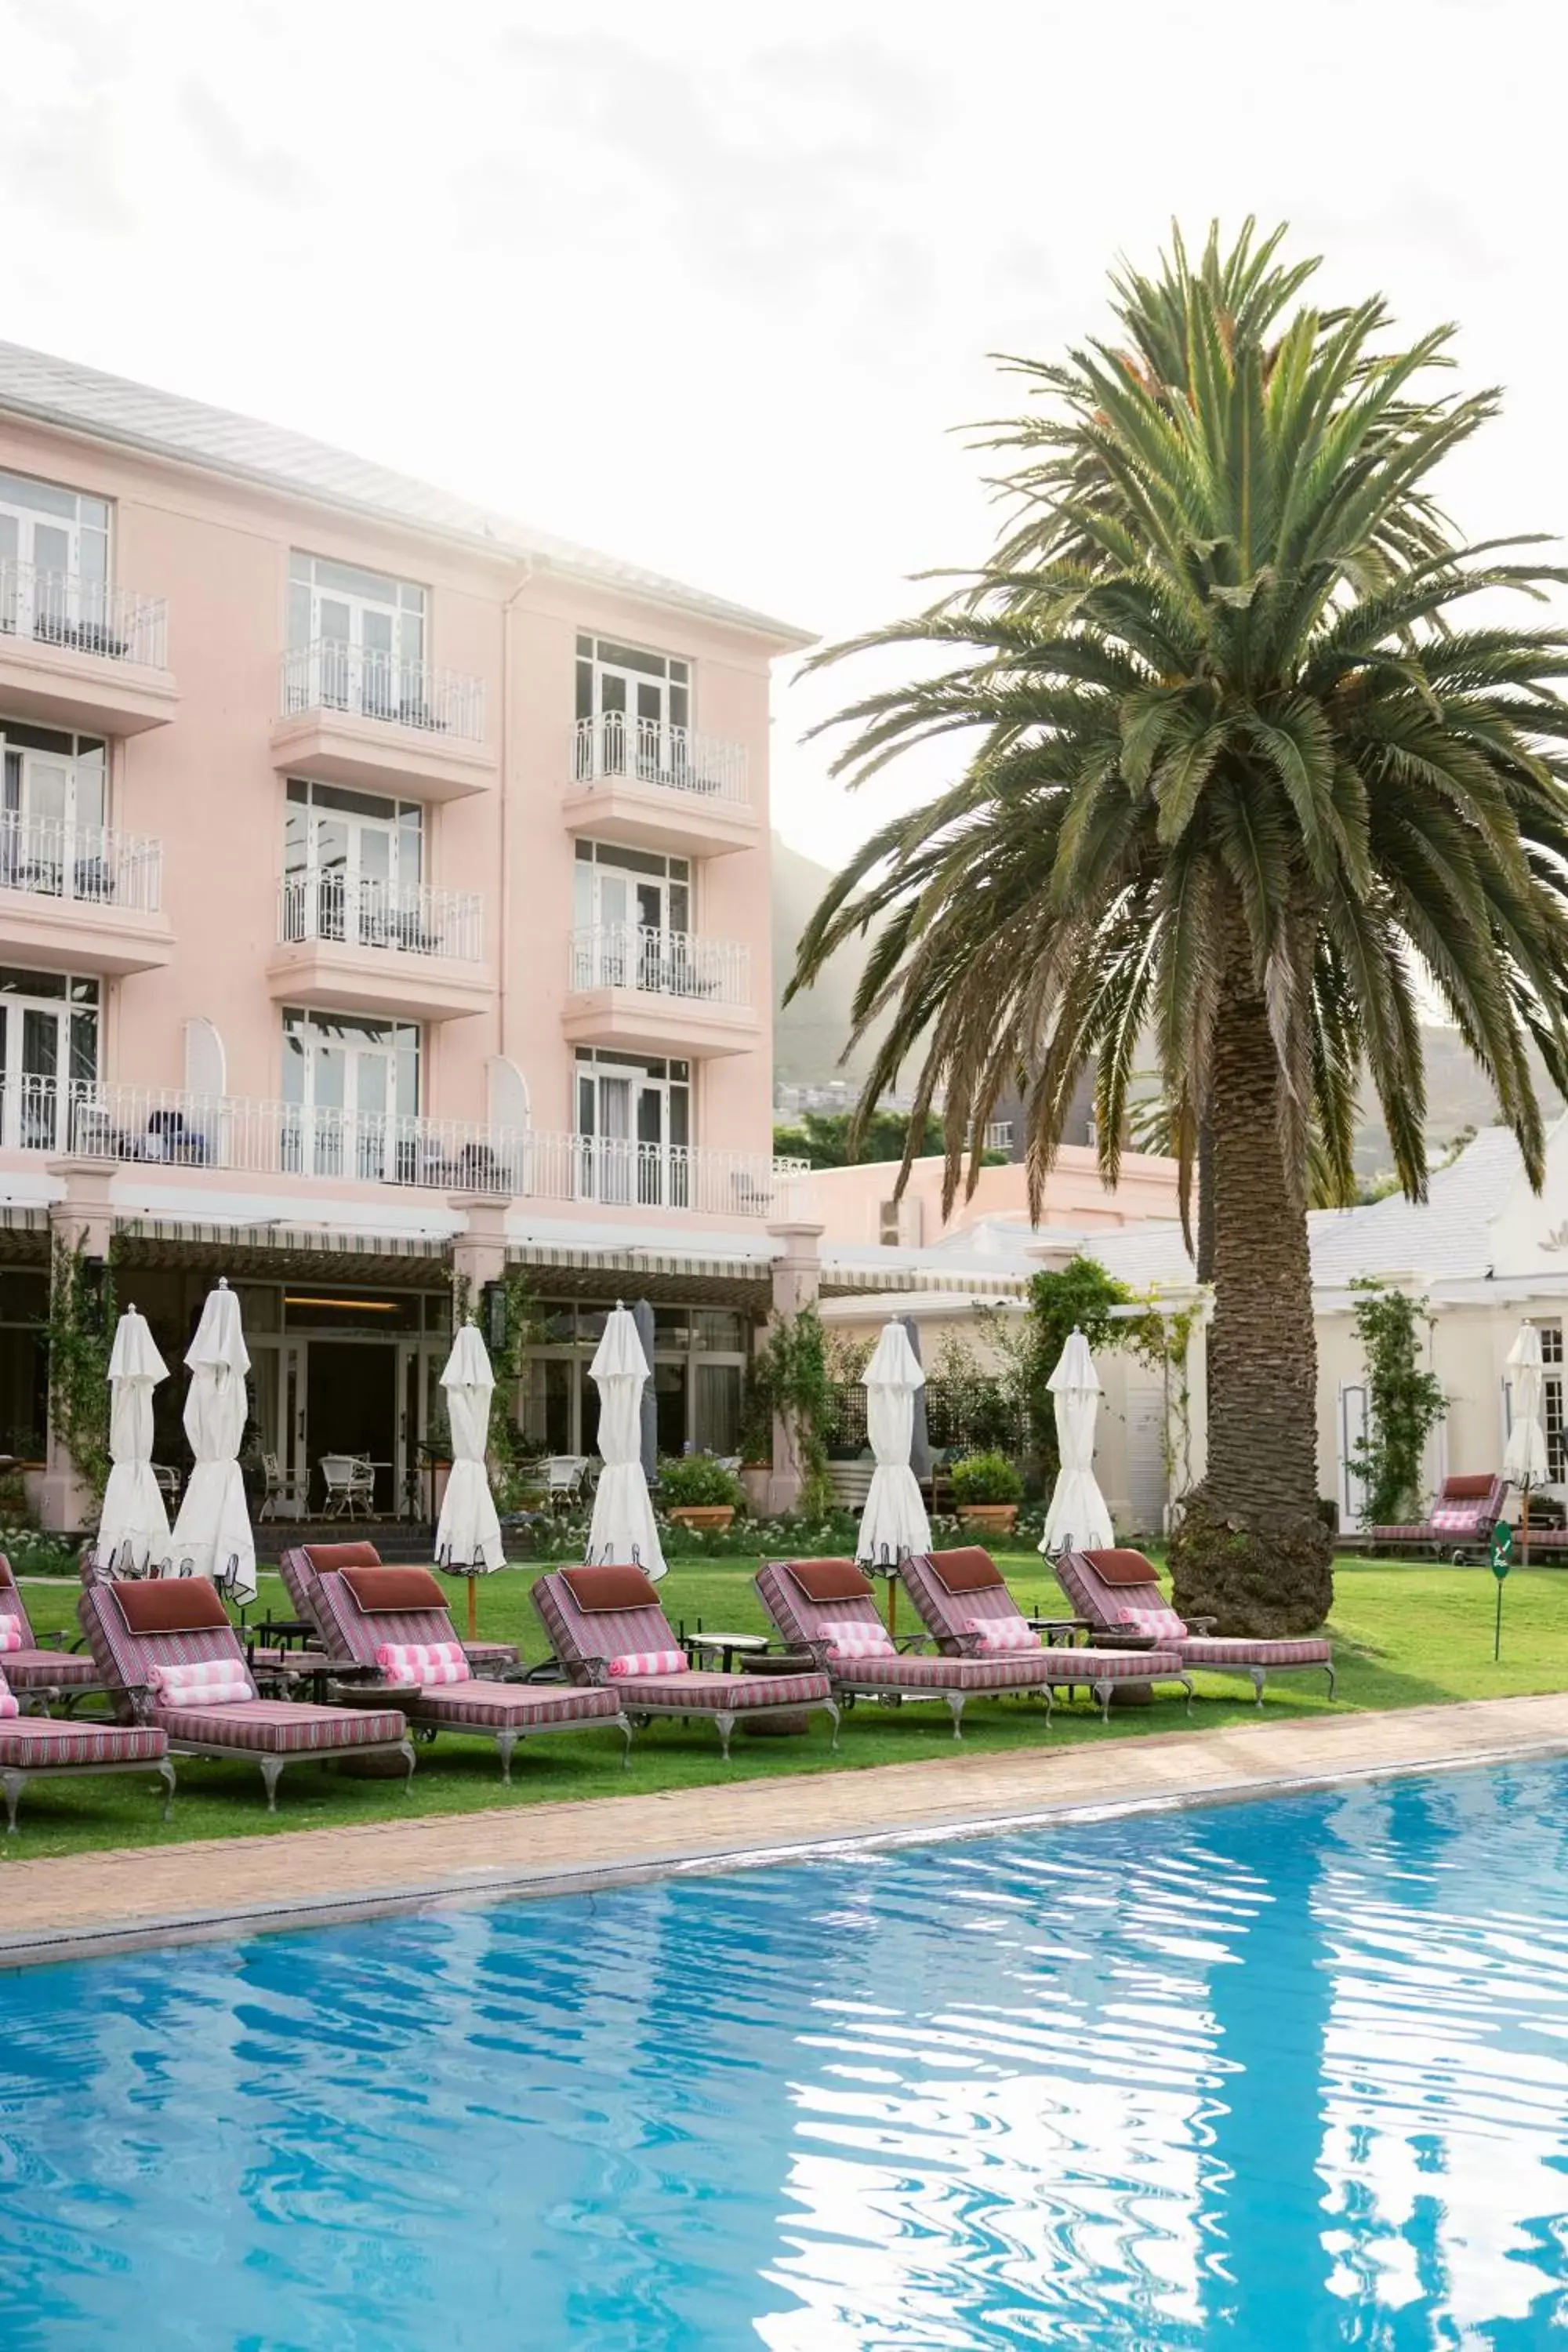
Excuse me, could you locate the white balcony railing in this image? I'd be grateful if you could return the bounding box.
[571,714,748,808]
[278,872,483,963]
[569,924,752,1010]
[5,1077,804,1218]
[0,814,162,913]
[281,640,486,745]
[0,560,168,670]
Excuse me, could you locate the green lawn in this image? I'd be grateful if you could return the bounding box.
[2,1556,1563,1863]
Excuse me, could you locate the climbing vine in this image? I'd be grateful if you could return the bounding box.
[47,1235,117,1504]
[743,1305,833,1517]
[1348,1279,1446,1525]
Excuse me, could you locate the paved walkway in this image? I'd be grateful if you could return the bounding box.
[4,1692,1566,1969]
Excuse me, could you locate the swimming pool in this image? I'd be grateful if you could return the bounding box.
[3,1760,1566,2350]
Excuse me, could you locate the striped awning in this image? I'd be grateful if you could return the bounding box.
[507,1237,771,1308]
[0,1204,48,1232]
[113,1215,451,1282]
[821,1261,1033,1300]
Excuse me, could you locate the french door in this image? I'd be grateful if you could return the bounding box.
[573,846,691,994]
[289,554,427,724]
[281,1008,421,1182]
[283,780,424,951]
[575,634,691,785]
[2,735,110,902]
[575,1054,690,1207]
[0,473,111,648]
[0,971,100,1152]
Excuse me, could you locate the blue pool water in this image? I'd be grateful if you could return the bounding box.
[3,1764,1568,2350]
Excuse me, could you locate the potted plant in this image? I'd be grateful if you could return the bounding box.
[949,1450,1025,1535]
[658,1453,744,1532]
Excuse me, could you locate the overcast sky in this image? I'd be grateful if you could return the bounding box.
[2,0,1562,872]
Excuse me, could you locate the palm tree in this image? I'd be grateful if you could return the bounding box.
[1127,1083,1359,1210]
[789,222,1568,1634]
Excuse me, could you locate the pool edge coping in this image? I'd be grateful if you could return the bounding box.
[4,1721,1566,1973]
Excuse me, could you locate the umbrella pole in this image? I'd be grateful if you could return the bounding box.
[467,1573,478,1642]
[887,1574,897,1638]
[1522,1486,1531,1570]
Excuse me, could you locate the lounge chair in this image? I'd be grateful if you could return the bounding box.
[532,1563,838,1759]
[897,1546,1196,1721]
[279,1541,522,1675]
[0,1554,106,1706]
[0,1659,173,1833]
[280,1544,631,1780]
[1365,1473,1505,1561]
[757,1557,1186,1733]
[78,1575,416,1810]
[1054,1546,1335,1705]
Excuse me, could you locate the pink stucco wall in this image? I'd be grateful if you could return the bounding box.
[799,1146,1181,1245]
[0,407,785,1167]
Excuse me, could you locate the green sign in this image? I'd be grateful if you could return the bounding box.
[1490,1520,1513,1581]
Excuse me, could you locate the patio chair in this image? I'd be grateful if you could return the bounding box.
[898,1548,1197,1721]
[320,1454,374,1520]
[0,1553,107,1706]
[533,1564,838,1760]
[758,1558,1185,1734]
[1364,1473,1506,1562]
[279,1544,629,1781]
[543,1457,590,1511]
[1054,1546,1335,1705]
[257,1450,310,1523]
[0,1659,174,1834]
[78,1575,416,1811]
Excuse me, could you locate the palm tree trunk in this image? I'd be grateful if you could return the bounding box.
[1170,980,1334,1635]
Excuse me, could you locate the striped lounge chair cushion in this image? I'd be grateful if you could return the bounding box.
[532,1571,681,1681]
[1178,1636,1332,1668]
[156,1700,408,1753]
[589,1668,830,1711]
[404,1683,622,1732]
[1,1647,102,1693]
[0,1716,167,1769]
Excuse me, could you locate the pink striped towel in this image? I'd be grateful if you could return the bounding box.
[149,1658,255,1707]
[376,1641,472,1686]
[608,1649,688,1678]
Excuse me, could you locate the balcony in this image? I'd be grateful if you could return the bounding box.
[563,924,761,1058]
[15,1076,804,1218]
[0,815,173,975]
[266,873,488,1022]
[563,715,757,857]
[270,641,495,802]
[0,561,176,734]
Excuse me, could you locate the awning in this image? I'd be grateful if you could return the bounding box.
[821,1262,1033,1300]
[113,1216,450,1284]
[508,1238,771,1308]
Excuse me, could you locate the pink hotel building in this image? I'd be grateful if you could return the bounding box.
[0,342,861,1526]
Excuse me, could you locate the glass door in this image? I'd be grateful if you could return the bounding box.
[284,782,423,951]
[289,554,426,724]
[0,473,110,647]
[2,737,109,902]
[281,1009,420,1182]
[0,971,100,1152]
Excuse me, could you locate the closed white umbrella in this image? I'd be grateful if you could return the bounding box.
[1505,1323,1549,1565]
[169,1279,256,1603]
[96,1304,171,1575]
[434,1322,505,1635]
[1040,1327,1115,1555]
[856,1319,932,1633]
[586,1303,666,1581]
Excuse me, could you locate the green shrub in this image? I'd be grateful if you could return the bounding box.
[657,1454,745,1509]
[949,1451,1025,1506]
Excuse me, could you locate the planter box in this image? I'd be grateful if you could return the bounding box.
[666,1504,735,1533]
[956,1503,1019,1536]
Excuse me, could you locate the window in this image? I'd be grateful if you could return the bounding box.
[574,633,694,785]
[573,1047,690,1207]
[283,778,426,949]
[0,469,109,596]
[286,552,428,722]
[572,840,691,980]
[1537,1323,1566,1481]
[519,1298,747,1458]
[0,723,108,901]
[281,1006,420,1182]
[0,968,100,1152]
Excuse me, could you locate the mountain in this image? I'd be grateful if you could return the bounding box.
[769,835,1563,1160]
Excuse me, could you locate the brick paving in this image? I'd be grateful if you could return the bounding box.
[2,1691,1566,1967]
